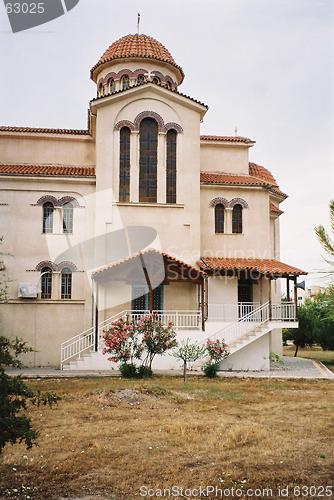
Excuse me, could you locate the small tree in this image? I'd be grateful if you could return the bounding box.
[0,336,60,453]
[172,340,206,382]
[315,199,334,279]
[140,314,177,371]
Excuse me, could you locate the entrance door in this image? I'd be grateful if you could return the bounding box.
[238,282,253,303]
[132,285,164,311]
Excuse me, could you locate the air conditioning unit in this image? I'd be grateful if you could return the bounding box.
[18,283,39,298]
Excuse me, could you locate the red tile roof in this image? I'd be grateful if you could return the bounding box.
[0,164,95,177]
[0,126,89,135]
[200,135,255,144]
[200,172,273,187]
[92,248,204,279]
[91,34,184,83]
[249,163,287,199]
[270,202,283,215]
[201,162,287,199]
[199,257,307,276]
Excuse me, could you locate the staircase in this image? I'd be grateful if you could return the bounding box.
[192,302,271,370]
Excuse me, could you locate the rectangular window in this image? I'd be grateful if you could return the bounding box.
[61,271,72,299]
[63,204,73,234]
[43,204,53,233]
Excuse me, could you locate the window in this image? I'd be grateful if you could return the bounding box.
[42,202,54,234]
[41,267,52,299]
[215,204,225,233]
[137,74,145,85]
[63,203,73,234]
[132,284,163,310]
[232,204,243,233]
[121,75,130,90]
[108,78,115,93]
[119,127,131,202]
[166,129,177,203]
[98,82,103,97]
[61,267,72,299]
[152,76,160,85]
[139,118,158,203]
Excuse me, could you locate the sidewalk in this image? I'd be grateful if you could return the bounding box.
[6,357,334,380]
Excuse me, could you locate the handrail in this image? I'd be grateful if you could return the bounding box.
[205,301,270,346]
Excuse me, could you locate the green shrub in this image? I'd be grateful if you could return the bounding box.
[119,363,138,378]
[202,362,219,378]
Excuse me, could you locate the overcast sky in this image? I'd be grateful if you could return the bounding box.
[0,0,333,286]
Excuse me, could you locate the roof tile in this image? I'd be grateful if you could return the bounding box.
[91,34,184,83]
[200,135,255,144]
[199,257,307,276]
[0,164,95,177]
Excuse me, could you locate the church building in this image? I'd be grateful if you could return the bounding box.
[0,33,306,371]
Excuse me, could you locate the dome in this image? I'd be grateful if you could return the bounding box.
[91,34,184,84]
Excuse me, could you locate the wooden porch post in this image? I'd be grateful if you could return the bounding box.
[140,253,153,313]
[268,276,272,320]
[293,275,298,320]
[201,277,205,332]
[286,276,291,301]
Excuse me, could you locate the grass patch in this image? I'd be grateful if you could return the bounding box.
[0,376,333,499]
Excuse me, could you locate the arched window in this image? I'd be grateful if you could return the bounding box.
[119,127,131,202]
[108,78,115,93]
[121,75,130,90]
[232,204,243,233]
[166,129,177,203]
[166,81,172,90]
[139,118,158,203]
[41,267,52,299]
[152,76,160,85]
[98,82,104,97]
[63,202,73,234]
[61,267,72,299]
[215,204,225,233]
[137,74,145,85]
[42,202,54,234]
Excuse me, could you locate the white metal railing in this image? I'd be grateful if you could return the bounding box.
[208,302,260,320]
[61,309,201,369]
[271,302,296,321]
[206,301,271,346]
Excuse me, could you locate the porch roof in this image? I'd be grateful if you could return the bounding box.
[92,249,205,284]
[198,257,307,277]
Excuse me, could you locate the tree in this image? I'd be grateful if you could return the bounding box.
[0,336,60,453]
[172,340,206,382]
[315,199,334,278]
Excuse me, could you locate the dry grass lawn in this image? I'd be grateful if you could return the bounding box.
[0,376,333,499]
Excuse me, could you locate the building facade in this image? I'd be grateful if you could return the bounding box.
[0,34,306,370]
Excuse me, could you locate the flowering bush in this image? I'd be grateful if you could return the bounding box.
[102,317,143,365]
[102,314,177,377]
[206,339,229,363]
[202,339,229,378]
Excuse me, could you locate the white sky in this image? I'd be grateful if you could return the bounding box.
[0,0,333,286]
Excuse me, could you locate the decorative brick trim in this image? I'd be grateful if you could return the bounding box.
[228,198,249,208]
[164,122,183,133]
[35,260,57,271]
[132,68,148,78]
[56,261,77,272]
[209,197,229,208]
[114,120,136,131]
[134,111,165,131]
[58,196,80,207]
[36,195,59,206]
